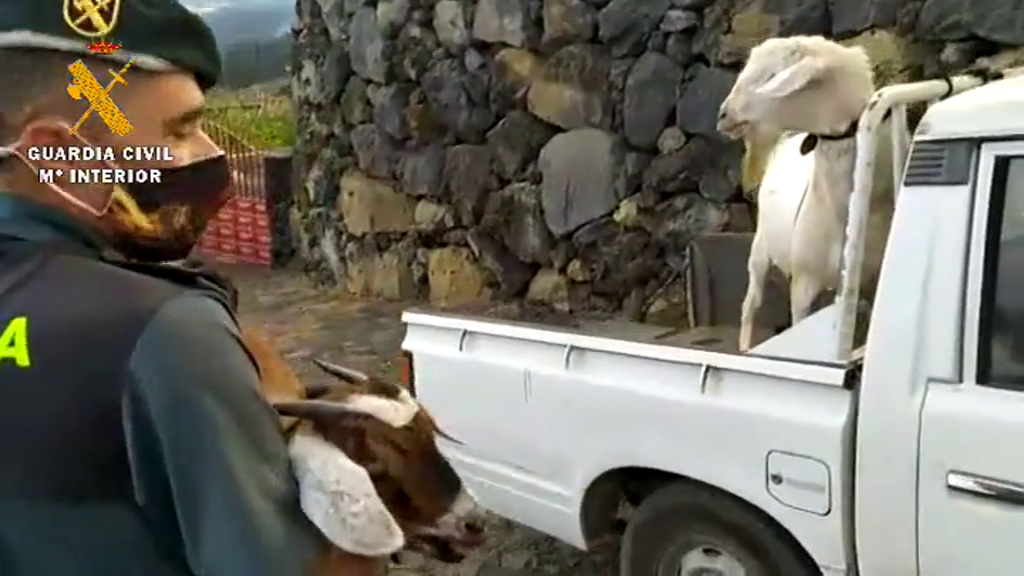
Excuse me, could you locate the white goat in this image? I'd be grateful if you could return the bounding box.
[717,36,896,352]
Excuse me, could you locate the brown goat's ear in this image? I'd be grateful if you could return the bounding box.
[435,427,463,446]
[422,410,463,445]
[312,358,370,383]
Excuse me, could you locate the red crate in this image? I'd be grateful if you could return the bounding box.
[237,241,271,263]
[195,195,272,266]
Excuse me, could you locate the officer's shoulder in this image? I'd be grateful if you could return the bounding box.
[53,253,235,329]
[54,253,203,302]
[129,289,243,371]
[147,289,236,335]
[128,287,256,401]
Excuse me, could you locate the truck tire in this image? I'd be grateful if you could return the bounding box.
[620,482,813,576]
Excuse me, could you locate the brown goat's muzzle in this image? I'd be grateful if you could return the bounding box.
[403,481,488,563]
[403,518,487,563]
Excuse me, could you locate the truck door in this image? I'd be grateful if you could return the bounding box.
[918,142,1024,574]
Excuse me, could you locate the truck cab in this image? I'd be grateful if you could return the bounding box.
[401,70,1024,575]
[859,71,1024,575]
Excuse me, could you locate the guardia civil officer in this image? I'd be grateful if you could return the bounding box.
[0,2,378,575]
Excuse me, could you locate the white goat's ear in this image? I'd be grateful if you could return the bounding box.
[288,433,406,556]
[755,58,823,97]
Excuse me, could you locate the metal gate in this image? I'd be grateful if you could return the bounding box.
[194,115,272,265]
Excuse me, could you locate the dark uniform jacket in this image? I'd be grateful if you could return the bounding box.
[0,194,322,575]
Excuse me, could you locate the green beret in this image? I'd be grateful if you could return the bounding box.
[0,0,221,89]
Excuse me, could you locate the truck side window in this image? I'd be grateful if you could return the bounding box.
[978,157,1024,387]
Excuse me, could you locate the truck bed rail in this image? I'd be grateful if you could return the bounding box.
[835,70,1017,361]
[402,309,848,386]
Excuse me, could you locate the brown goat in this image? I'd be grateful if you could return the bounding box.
[239,326,486,566]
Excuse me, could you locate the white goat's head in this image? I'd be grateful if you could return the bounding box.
[718,35,876,139]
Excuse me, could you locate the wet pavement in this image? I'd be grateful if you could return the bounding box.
[227,264,618,576]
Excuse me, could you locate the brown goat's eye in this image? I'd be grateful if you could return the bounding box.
[387,489,416,519]
[394,490,411,507]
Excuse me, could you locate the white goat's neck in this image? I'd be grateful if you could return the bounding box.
[808,136,857,228]
[801,117,896,293]
[807,115,896,219]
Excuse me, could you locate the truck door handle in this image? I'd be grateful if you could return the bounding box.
[947,471,1024,506]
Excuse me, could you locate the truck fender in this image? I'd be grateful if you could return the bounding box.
[576,466,817,571]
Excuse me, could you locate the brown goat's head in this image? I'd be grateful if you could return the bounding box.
[274,359,486,563]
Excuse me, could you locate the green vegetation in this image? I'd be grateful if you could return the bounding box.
[206,90,295,150]
[204,30,295,150]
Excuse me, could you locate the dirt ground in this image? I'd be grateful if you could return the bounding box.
[227,264,619,576]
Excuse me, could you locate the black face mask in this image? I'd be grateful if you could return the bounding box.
[104,153,232,262]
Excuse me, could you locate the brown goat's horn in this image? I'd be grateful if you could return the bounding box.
[276,393,420,428]
[312,358,370,383]
[273,399,362,419]
[302,382,333,399]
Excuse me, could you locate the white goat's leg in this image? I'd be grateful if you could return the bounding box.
[789,273,824,324]
[739,238,769,352]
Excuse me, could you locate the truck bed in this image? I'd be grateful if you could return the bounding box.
[435,231,790,355]
[414,301,780,355]
[401,308,853,571]
[571,319,777,355]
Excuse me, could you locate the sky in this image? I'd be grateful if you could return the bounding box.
[183,0,287,10]
[182,1,235,12]
[181,0,294,45]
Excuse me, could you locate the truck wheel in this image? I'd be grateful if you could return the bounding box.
[620,482,813,576]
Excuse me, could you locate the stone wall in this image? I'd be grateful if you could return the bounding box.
[289,0,1024,319]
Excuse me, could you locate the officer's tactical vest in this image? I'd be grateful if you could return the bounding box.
[0,236,236,501]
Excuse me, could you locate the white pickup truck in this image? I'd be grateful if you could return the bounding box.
[399,69,1024,575]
